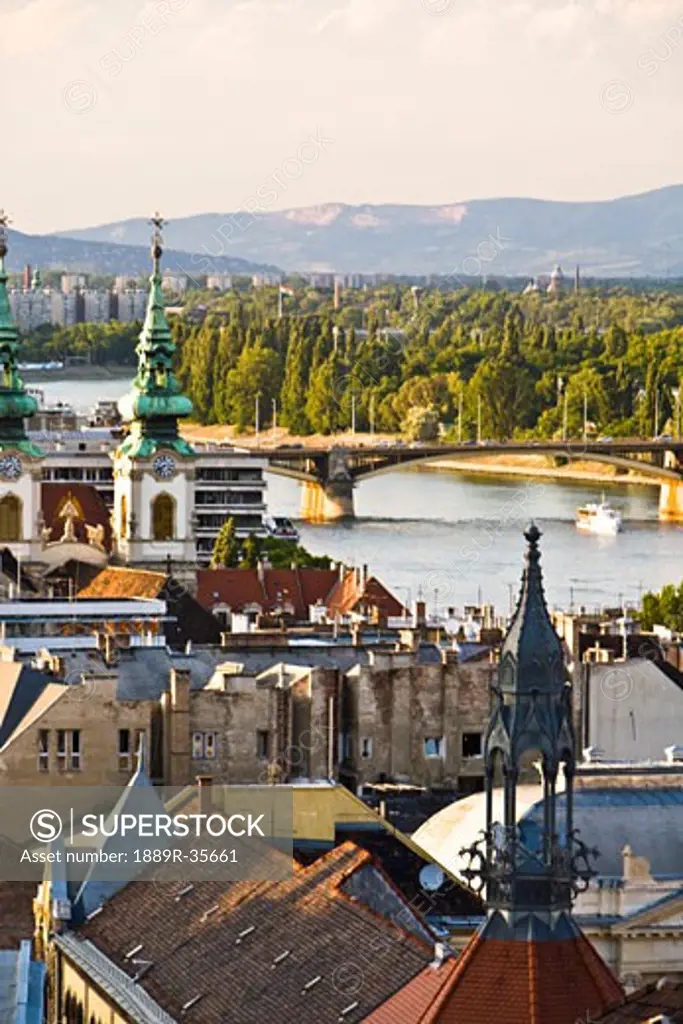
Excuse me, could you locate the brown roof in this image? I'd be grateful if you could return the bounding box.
[597,980,683,1023]
[41,484,113,553]
[76,842,435,1024]
[78,566,168,600]
[196,567,340,620]
[0,882,35,950]
[326,571,407,620]
[365,920,623,1024]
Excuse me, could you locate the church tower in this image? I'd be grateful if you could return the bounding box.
[383,526,623,1024]
[112,215,196,566]
[0,212,43,563]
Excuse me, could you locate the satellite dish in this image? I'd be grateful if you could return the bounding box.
[419,863,445,892]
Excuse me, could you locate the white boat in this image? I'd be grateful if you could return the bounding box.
[264,515,300,542]
[575,498,622,535]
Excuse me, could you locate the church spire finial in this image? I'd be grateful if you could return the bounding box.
[0,210,10,267]
[150,211,165,278]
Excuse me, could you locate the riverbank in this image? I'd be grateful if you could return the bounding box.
[182,425,658,489]
[421,454,658,488]
[21,365,134,382]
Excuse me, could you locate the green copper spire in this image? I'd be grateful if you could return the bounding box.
[118,213,193,458]
[0,211,40,456]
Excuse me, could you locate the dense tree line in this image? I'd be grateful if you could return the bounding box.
[22,322,139,365]
[174,284,683,439]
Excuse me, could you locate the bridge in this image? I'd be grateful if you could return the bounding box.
[245,439,683,522]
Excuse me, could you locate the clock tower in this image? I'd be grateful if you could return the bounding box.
[113,215,196,567]
[0,211,43,564]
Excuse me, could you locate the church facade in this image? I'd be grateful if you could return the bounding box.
[0,213,268,574]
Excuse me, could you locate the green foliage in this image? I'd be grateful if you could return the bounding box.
[69,280,683,441]
[21,321,139,365]
[640,581,683,632]
[402,406,440,441]
[210,518,239,568]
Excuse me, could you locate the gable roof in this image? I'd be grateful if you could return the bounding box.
[326,571,407,620]
[75,843,437,1024]
[78,567,168,600]
[0,663,67,750]
[365,910,623,1024]
[196,567,340,620]
[41,484,113,553]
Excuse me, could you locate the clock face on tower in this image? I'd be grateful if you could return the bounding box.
[0,454,22,481]
[152,454,176,480]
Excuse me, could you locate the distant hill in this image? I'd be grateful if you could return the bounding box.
[55,185,683,277]
[4,228,277,277]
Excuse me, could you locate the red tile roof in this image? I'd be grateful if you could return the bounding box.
[76,842,436,1024]
[197,567,340,620]
[326,571,407,620]
[41,484,113,553]
[364,920,623,1024]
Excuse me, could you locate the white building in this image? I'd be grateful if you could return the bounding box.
[0,220,268,573]
[206,273,233,291]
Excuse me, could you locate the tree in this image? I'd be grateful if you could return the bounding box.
[402,406,439,441]
[210,518,239,568]
[239,533,262,569]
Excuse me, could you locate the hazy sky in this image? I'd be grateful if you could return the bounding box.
[4,0,683,233]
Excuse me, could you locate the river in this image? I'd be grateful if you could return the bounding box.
[32,376,683,615]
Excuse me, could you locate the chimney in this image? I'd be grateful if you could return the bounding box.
[166,668,191,787]
[414,600,427,628]
[104,633,117,667]
[339,563,345,583]
[197,774,214,816]
[362,564,368,587]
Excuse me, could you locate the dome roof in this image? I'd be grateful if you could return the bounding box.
[413,777,683,881]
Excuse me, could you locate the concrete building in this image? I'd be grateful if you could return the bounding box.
[206,273,233,291]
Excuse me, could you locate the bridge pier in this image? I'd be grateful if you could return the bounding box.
[659,451,683,521]
[300,480,355,522]
[659,480,683,521]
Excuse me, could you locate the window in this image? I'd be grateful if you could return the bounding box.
[0,494,21,542]
[70,729,81,770]
[424,736,445,759]
[56,729,66,767]
[192,731,216,760]
[38,730,49,772]
[57,729,81,771]
[462,732,483,759]
[361,737,373,759]
[256,730,270,760]
[120,494,128,539]
[118,728,131,771]
[152,493,175,541]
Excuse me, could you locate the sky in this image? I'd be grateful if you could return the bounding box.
[4,0,683,233]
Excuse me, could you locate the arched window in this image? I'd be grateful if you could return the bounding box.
[0,494,21,542]
[120,494,127,540]
[152,493,175,541]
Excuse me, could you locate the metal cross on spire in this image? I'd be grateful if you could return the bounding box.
[149,212,165,272]
[0,210,10,259]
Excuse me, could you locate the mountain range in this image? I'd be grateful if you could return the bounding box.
[4,228,276,278]
[52,185,683,278]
